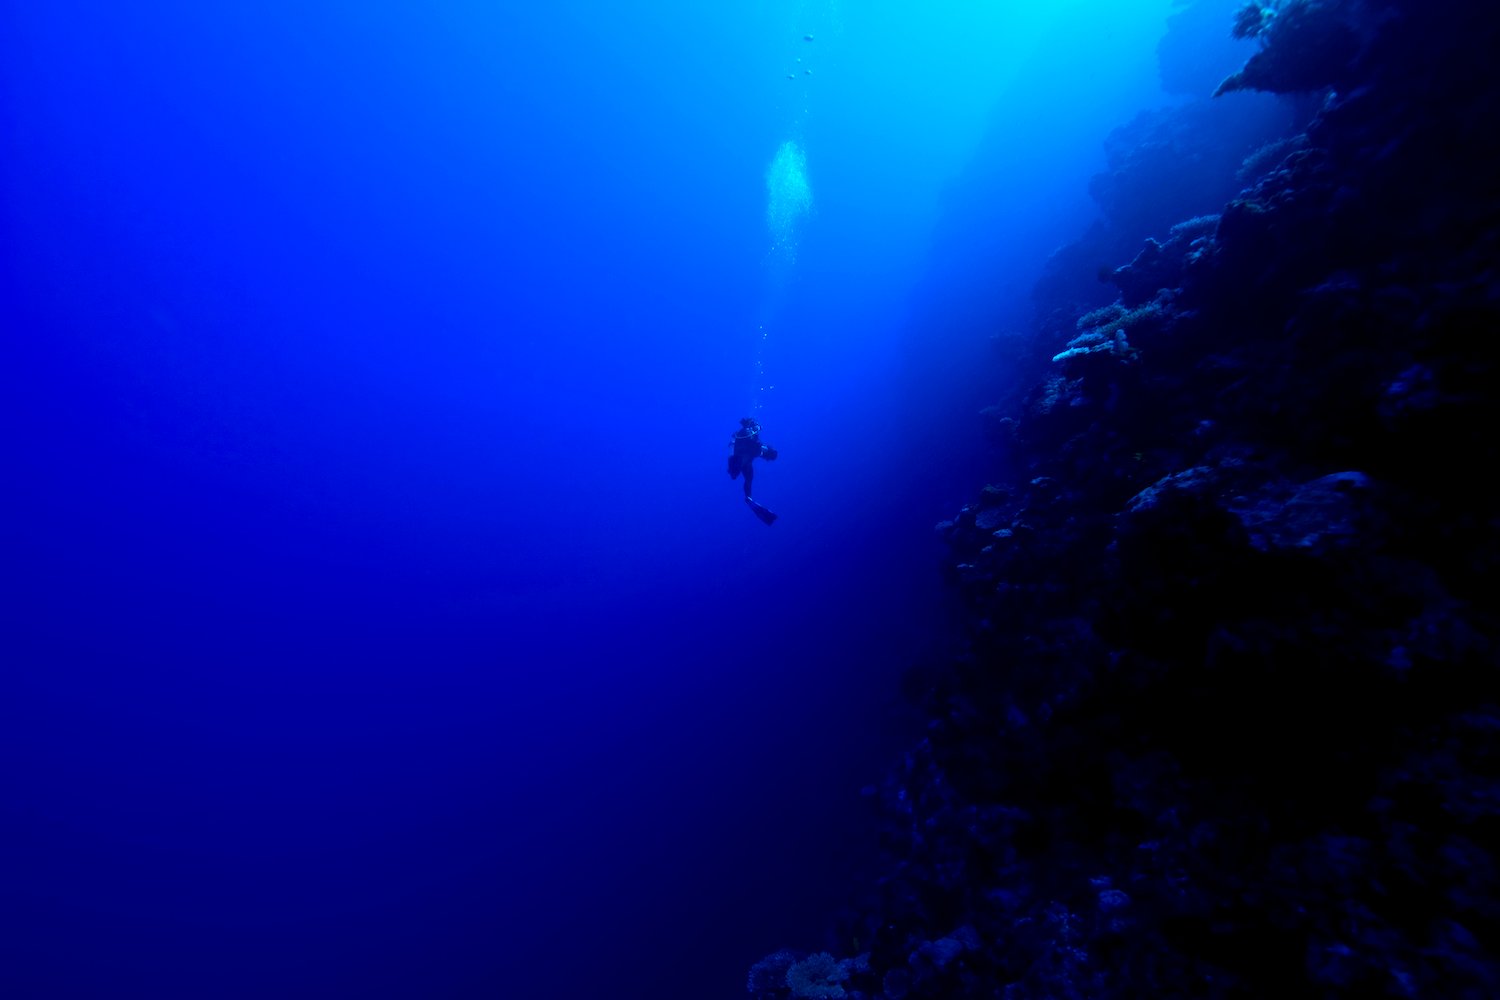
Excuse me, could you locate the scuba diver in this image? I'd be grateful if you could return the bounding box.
[728,416,779,525]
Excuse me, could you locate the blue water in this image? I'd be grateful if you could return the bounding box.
[3,2,1242,996]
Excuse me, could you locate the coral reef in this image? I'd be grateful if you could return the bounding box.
[1216,1,1367,96]
[1031,89,1293,352]
[753,0,1500,995]
[786,952,850,999]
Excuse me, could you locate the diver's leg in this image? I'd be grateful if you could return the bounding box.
[742,460,754,498]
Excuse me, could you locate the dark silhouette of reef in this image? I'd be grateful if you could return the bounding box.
[753,1,1500,996]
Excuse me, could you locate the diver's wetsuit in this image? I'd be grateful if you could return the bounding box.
[728,421,777,499]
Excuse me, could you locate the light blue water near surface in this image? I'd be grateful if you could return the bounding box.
[2,2,1226,996]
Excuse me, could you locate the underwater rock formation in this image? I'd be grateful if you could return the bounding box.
[754,0,1500,995]
[1215,0,1367,97]
[1030,93,1294,354]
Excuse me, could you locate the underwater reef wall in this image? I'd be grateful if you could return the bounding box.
[753,0,1500,996]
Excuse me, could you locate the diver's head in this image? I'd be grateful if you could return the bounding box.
[740,416,757,429]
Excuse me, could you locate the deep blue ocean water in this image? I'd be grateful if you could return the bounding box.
[4,2,1252,996]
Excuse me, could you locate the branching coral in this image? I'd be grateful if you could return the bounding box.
[1168,214,1222,243]
[785,952,848,999]
[1075,300,1163,341]
[1237,134,1307,184]
[747,949,798,996]
[1053,299,1165,367]
[1052,330,1136,365]
[1077,303,1129,333]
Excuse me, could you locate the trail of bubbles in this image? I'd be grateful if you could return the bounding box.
[751,323,771,416]
[752,140,811,413]
[765,140,813,267]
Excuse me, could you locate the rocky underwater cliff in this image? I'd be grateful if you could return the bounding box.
[753,1,1500,997]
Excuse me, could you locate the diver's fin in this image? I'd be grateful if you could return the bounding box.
[746,497,778,525]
